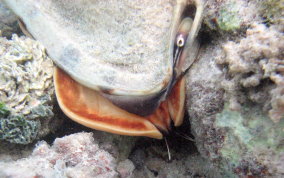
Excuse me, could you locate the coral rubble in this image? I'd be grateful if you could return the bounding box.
[0,132,119,178]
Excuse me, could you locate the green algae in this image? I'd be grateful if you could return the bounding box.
[217,3,241,31]
[0,102,10,117]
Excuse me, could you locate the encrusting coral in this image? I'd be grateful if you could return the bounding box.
[0,34,57,144]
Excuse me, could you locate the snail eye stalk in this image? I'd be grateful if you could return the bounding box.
[173,17,193,69]
[176,35,185,47]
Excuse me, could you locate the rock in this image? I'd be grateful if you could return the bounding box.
[0,132,119,178]
[0,0,20,38]
[186,40,226,175]
[130,138,221,178]
[92,131,137,161]
[0,141,33,162]
[117,159,135,178]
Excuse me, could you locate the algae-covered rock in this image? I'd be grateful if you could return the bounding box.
[0,34,59,144]
[216,104,284,176]
[203,0,262,32]
[187,14,284,177]
[217,2,241,31]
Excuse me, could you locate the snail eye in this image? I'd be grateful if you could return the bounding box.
[176,35,185,47]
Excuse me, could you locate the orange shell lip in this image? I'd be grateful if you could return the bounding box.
[54,67,185,139]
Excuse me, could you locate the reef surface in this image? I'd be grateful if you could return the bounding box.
[0,0,283,177]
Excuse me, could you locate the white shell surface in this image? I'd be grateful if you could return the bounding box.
[5,0,177,95]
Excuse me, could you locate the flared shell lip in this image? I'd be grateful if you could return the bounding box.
[53,67,163,139]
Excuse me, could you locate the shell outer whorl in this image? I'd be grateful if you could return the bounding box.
[4,0,204,117]
[4,0,177,96]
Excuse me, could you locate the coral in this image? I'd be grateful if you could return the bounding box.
[269,85,284,122]
[217,23,284,122]
[0,34,59,144]
[0,34,54,115]
[0,132,119,178]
